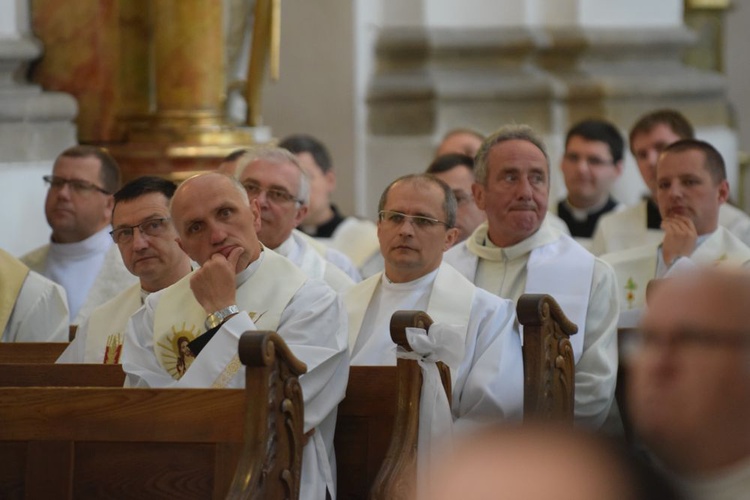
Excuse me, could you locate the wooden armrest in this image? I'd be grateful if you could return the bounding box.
[517,294,577,423]
[226,330,307,500]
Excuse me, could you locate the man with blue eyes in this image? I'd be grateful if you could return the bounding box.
[602,140,750,312]
[628,268,750,500]
[444,124,619,429]
[22,145,136,325]
[121,172,349,500]
[345,174,524,425]
[234,147,359,291]
[57,176,192,364]
[554,119,625,249]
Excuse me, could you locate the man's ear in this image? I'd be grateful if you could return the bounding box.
[294,204,309,226]
[472,183,486,211]
[103,195,115,223]
[443,227,459,250]
[718,179,730,204]
[325,170,337,194]
[250,199,262,232]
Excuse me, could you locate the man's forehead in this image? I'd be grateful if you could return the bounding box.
[53,155,101,177]
[113,193,170,223]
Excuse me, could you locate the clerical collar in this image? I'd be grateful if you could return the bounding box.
[562,196,612,222]
[382,267,439,289]
[139,288,150,305]
[300,204,345,238]
[48,226,113,260]
[236,248,265,287]
[273,233,298,258]
[470,218,560,262]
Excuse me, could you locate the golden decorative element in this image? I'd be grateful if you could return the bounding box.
[156,323,198,380]
[246,0,281,126]
[212,355,243,388]
[102,333,124,365]
[685,0,731,9]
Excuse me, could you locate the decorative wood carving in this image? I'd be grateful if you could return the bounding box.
[227,331,307,500]
[517,294,578,422]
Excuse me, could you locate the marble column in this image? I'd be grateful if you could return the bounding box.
[362,0,737,215]
[0,0,77,256]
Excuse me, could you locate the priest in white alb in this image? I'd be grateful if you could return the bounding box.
[444,124,619,429]
[57,176,193,364]
[602,139,750,313]
[346,174,524,426]
[1,247,69,342]
[120,173,349,500]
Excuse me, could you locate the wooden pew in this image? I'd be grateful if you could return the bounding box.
[517,293,578,422]
[0,331,306,500]
[337,295,576,499]
[0,363,125,387]
[336,310,450,500]
[0,342,68,363]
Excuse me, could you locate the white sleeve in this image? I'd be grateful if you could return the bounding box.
[3,271,69,343]
[574,259,619,428]
[56,317,89,363]
[451,290,524,431]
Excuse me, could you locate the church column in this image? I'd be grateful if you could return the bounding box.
[363,0,737,214]
[0,0,77,255]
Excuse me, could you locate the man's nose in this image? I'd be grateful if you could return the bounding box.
[132,228,150,250]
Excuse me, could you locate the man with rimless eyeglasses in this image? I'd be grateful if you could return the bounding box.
[232,147,359,292]
[444,124,619,428]
[21,146,136,325]
[57,176,192,364]
[344,174,524,426]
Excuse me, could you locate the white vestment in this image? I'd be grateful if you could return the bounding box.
[672,455,750,500]
[345,263,524,426]
[274,230,356,292]
[591,200,750,256]
[444,219,619,428]
[550,199,626,251]
[21,226,138,324]
[295,230,361,282]
[121,249,349,500]
[1,249,69,342]
[602,226,750,312]
[315,216,381,275]
[57,283,144,364]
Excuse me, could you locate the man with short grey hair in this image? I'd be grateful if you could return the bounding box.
[233,147,359,290]
[445,124,619,428]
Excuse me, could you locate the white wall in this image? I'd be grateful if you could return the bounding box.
[0,162,52,256]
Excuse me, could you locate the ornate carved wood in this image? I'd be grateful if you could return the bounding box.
[370,310,451,500]
[517,294,578,422]
[226,331,307,500]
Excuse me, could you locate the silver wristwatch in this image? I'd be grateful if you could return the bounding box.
[205,305,240,330]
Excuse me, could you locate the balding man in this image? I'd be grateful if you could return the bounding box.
[436,128,485,158]
[22,145,137,324]
[629,268,750,500]
[445,124,619,428]
[121,172,349,500]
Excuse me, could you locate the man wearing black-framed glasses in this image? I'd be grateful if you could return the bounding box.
[58,176,192,364]
[21,145,136,325]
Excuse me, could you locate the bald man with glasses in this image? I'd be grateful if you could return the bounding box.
[21,145,136,325]
[58,176,192,364]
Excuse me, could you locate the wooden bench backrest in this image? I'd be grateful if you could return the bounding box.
[0,363,125,387]
[336,310,450,500]
[517,294,578,422]
[0,331,306,500]
[0,342,68,363]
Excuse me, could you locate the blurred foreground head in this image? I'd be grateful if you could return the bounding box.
[418,423,679,500]
[629,268,750,476]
